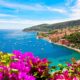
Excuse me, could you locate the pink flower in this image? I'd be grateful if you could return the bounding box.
[0,72,3,80]
[19,72,35,80]
[67,63,72,67]
[24,52,34,58]
[13,50,22,59]
[73,77,79,80]
[42,58,48,63]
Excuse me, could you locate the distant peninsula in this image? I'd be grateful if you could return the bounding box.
[23,19,80,32]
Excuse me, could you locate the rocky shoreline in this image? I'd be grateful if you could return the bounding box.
[54,42,80,53]
[37,36,80,53]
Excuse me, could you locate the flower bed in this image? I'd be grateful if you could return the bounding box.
[0,50,80,80]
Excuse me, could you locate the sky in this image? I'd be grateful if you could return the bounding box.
[0,0,80,29]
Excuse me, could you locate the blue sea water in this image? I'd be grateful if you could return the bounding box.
[0,29,80,66]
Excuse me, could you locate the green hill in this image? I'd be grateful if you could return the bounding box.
[23,19,80,32]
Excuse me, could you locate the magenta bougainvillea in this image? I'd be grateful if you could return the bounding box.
[0,50,50,80]
[0,50,80,80]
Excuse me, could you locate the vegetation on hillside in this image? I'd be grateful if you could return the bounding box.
[64,32,80,48]
[23,19,80,32]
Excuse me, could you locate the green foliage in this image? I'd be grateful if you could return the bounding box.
[23,19,80,32]
[0,51,80,79]
[40,33,48,37]
[64,32,80,43]
[48,30,58,34]
[64,32,80,48]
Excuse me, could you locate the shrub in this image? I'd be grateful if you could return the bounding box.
[0,51,80,80]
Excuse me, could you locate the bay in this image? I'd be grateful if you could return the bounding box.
[0,29,80,66]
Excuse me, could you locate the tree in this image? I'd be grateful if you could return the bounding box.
[64,32,80,43]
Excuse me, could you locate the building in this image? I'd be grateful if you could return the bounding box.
[58,39,70,46]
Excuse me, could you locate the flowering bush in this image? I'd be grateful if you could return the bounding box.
[51,59,80,80]
[0,50,80,80]
[0,50,50,80]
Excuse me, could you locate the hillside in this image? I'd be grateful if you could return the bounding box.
[23,19,80,32]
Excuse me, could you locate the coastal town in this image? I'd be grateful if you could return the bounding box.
[37,26,80,52]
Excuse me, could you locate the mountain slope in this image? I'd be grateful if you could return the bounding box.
[23,19,80,32]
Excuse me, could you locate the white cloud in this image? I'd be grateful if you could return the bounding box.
[0,0,80,29]
[68,0,80,19]
[0,19,61,25]
[0,18,70,29]
[0,13,16,17]
[0,0,66,13]
[46,7,66,13]
[65,0,74,6]
[0,1,44,11]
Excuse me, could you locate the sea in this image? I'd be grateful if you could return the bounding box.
[0,29,80,66]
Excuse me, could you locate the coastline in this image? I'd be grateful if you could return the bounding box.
[38,36,80,53]
[53,42,80,53]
